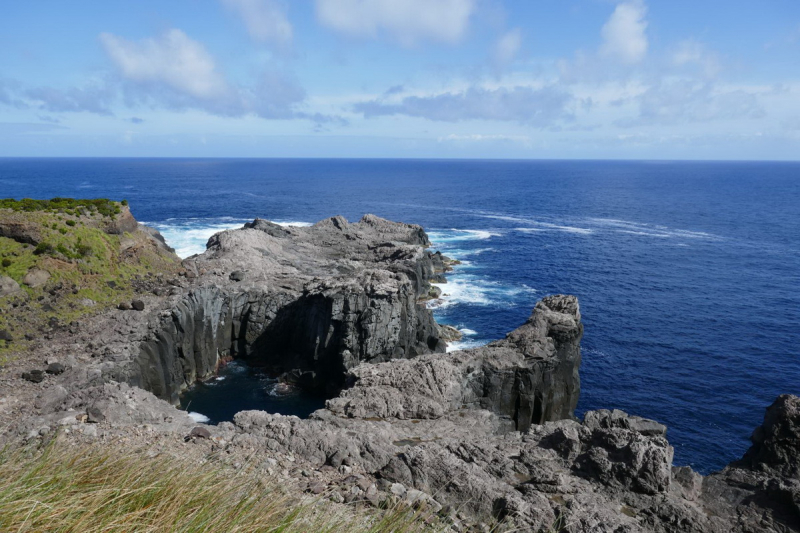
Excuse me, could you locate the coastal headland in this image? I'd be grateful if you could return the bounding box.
[1,200,798,532]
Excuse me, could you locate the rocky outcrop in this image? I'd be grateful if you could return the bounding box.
[327,294,582,430]
[5,208,800,532]
[123,215,446,402]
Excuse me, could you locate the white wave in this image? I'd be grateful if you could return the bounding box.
[427,276,536,309]
[428,229,501,243]
[274,221,313,227]
[427,279,491,308]
[514,227,546,233]
[481,215,593,235]
[588,217,720,240]
[147,220,248,259]
[446,339,488,352]
[188,412,210,423]
[459,328,478,336]
[618,230,672,238]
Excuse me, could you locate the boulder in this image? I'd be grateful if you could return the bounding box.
[46,362,66,375]
[22,369,45,383]
[86,406,106,423]
[0,275,21,297]
[22,268,50,288]
[189,426,212,439]
[131,300,145,311]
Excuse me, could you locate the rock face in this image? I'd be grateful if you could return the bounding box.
[121,215,446,402]
[327,294,582,430]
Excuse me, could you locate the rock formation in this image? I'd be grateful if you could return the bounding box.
[2,208,799,532]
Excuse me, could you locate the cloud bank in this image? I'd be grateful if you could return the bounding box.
[315,0,476,46]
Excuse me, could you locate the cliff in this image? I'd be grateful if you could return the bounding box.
[2,206,798,532]
[120,214,447,402]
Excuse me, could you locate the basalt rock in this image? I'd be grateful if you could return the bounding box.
[120,215,446,403]
[327,294,582,430]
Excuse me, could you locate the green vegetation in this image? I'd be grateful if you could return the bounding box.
[0,200,182,358]
[0,442,443,533]
[0,197,122,218]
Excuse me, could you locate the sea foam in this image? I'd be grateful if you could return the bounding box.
[188,412,210,423]
[148,218,312,258]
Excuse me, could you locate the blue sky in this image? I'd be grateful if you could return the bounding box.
[2,0,800,159]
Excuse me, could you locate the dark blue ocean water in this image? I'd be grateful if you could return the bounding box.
[1,158,798,474]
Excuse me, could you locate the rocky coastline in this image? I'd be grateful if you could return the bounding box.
[1,206,799,532]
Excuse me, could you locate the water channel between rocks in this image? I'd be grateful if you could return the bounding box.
[178,360,327,424]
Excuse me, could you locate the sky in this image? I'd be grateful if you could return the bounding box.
[1,0,800,159]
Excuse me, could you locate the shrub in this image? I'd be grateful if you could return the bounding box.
[34,242,54,256]
[66,220,76,227]
[0,198,124,218]
[56,244,72,257]
[1,258,11,268]
[76,243,93,258]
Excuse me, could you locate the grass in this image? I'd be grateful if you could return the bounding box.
[0,441,445,533]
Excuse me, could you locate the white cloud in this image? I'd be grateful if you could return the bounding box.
[100,29,229,101]
[315,0,476,46]
[600,0,648,64]
[493,28,522,70]
[221,0,293,46]
[438,133,531,143]
[354,85,573,126]
[672,40,721,78]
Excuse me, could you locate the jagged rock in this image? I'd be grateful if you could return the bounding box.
[0,329,12,342]
[229,270,245,282]
[0,275,21,297]
[22,268,50,288]
[103,205,139,235]
[327,295,582,429]
[438,324,462,342]
[123,215,445,402]
[741,394,800,478]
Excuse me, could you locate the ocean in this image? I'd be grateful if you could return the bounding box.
[1,157,798,474]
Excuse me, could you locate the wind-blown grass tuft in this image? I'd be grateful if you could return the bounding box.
[0,442,443,533]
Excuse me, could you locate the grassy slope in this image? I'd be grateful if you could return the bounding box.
[0,199,182,360]
[0,441,444,533]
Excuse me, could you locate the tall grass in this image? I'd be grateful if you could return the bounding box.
[0,442,443,533]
